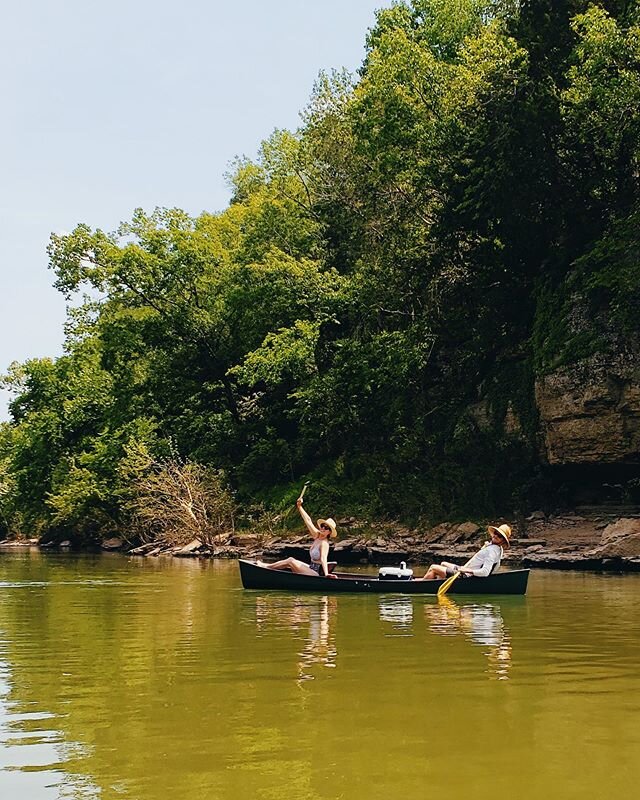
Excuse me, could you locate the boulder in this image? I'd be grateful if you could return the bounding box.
[600,517,640,543]
[174,539,203,556]
[101,537,124,551]
[333,537,357,552]
[452,522,481,543]
[589,518,640,559]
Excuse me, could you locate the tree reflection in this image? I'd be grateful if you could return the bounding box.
[425,597,512,680]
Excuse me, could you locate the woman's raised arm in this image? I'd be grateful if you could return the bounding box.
[296,499,319,535]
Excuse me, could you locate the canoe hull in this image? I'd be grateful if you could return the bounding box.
[238,560,529,595]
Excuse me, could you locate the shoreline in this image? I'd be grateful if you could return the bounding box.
[2,508,640,573]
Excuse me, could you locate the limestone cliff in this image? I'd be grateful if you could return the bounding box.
[535,353,640,465]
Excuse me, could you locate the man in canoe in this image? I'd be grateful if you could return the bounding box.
[420,524,511,580]
[258,496,338,578]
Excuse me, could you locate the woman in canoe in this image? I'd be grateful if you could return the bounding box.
[420,524,511,580]
[260,498,338,578]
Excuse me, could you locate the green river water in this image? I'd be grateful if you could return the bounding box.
[0,552,639,800]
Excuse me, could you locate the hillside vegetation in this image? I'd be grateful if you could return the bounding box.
[2,1,639,543]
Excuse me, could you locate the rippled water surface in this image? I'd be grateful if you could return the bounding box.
[1,552,639,799]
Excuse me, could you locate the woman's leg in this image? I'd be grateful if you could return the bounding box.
[262,557,318,576]
[421,564,448,581]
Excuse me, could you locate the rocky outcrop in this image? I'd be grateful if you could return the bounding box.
[587,518,640,559]
[8,509,640,571]
[535,354,640,465]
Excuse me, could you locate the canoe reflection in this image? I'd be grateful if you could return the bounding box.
[425,597,512,680]
[378,597,414,630]
[255,595,337,683]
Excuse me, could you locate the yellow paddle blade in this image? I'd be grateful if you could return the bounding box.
[437,571,460,597]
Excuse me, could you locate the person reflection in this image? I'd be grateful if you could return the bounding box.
[254,595,337,684]
[425,597,512,680]
[297,595,337,683]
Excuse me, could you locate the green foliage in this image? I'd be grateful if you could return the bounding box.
[572,208,640,335]
[1,0,639,541]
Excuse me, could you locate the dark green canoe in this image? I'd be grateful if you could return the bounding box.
[238,560,529,595]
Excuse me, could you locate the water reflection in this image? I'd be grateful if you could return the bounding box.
[0,654,99,800]
[425,597,512,680]
[378,597,414,632]
[255,595,338,684]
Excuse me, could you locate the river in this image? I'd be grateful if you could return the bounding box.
[0,552,638,799]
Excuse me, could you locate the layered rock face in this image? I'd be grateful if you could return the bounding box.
[535,354,640,465]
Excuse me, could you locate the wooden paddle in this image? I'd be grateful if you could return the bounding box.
[298,481,310,503]
[437,571,461,597]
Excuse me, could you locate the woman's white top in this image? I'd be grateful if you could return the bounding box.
[463,542,503,577]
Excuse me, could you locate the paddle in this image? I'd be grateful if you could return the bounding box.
[437,571,461,597]
[298,480,310,503]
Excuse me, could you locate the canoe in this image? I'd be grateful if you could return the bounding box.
[238,560,529,595]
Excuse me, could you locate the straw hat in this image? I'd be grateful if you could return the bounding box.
[317,518,338,538]
[488,523,511,548]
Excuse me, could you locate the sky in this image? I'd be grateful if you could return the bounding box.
[0,0,382,420]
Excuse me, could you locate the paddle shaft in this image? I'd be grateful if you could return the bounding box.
[437,571,461,597]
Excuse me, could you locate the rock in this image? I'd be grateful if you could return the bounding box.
[600,517,640,543]
[504,402,523,436]
[101,537,124,551]
[333,538,356,552]
[332,538,368,564]
[174,539,203,556]
[535,354,640,465]
[231,534,260,547]
[527,510,546,521]
[452,522,480,542]
[512,538,546,547]
[589,518,640,559]
[426,523,454,543]
[59,540,71,548]
[521,552,600,569]
[128,542,159,555]
[263,543,309,561]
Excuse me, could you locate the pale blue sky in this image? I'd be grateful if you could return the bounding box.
[1,0,381,419]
